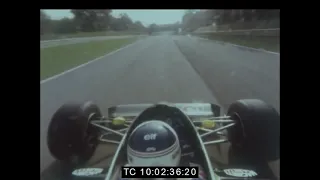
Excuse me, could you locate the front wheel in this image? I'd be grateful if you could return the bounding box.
[47,101,101,165]
[227,99,279,178]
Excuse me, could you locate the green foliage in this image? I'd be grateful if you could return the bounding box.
[40,9,146,35]
[148,22,181,34]
[181,9,280,32]
[40,10,53,34]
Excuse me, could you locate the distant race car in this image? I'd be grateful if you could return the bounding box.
[46,99,280,180]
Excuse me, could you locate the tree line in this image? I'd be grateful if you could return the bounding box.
[40,10,147,35]
[41,9,280,35]
[181,9,280,32]
[147,22,181,34]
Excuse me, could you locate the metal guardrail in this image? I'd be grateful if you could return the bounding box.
[192,28,280,37]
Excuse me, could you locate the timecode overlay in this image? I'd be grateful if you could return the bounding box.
[122,166,199,178]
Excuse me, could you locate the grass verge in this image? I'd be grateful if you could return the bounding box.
[40,37,138,80]
[41,31,146,40]
[194,34,279,53]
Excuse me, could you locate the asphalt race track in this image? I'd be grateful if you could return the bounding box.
[174,36,280,112]
[40,35,280,174]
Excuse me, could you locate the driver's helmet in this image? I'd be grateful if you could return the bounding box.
[127,120,181,166]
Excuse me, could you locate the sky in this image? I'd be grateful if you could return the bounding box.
[43,9,186,26]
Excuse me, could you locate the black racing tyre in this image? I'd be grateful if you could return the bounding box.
[227,99,280,164]
[47,101,102,164]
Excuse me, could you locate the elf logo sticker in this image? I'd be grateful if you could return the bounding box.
[224,169,257,177]
[144,133,157,140]
[146,147,156,152]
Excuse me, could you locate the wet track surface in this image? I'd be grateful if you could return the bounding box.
[40,35,279,174]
